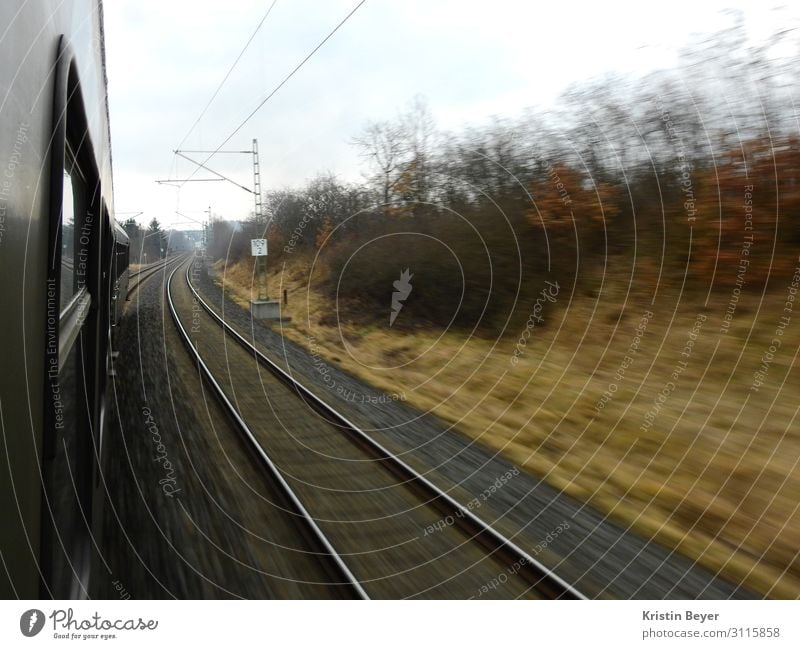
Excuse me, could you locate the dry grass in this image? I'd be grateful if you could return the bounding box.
[212,254,800,598]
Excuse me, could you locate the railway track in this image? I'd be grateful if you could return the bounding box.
[127,253,189,299]
[114,251,364,598]
[166,257,589,600]
[129,256,175,278]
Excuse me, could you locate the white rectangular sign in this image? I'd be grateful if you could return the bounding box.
[250,238,268,256]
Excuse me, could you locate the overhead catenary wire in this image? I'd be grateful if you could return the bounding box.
[173,151,254,193]
[175,0,279,153]
[179,0,367,188]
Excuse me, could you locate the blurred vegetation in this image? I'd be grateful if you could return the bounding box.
[204,18,800,596]
[209,18,800,331]
[123,217,169,263]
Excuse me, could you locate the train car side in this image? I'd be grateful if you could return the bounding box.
[0,0,118,598]
[112,221,129,324]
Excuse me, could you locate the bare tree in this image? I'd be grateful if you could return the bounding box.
[352,120,407,213]
[399,95,436,213]
[352,96,438,216]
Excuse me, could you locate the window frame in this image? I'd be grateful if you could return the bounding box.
[41,36,108,599]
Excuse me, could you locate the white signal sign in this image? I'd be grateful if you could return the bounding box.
[251,238,268,256]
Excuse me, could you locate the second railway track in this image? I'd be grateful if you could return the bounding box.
[166,257,588,600]
[126,254,189,299]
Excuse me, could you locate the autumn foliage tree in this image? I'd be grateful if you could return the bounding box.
[526,162,621,274]
[683,135,800,289]
[315,216,333,250]
[206,20,800,329]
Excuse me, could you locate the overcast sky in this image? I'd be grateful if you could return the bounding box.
[103,0,794,230]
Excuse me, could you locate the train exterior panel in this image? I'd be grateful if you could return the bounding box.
[0,0,119,598]
[112,221,129,325]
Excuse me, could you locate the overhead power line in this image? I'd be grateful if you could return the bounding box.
[174,150,254,193]
[180,0,367,188]
[175,0,279,152]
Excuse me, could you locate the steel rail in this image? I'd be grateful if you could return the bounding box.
[126,254,188,299]
[184,261,589,600]
[166,262,369,600]
[128,254,186,278]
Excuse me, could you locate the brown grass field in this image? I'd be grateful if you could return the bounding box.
[211,254,800,598]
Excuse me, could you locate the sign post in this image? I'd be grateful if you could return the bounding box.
[251,238,268,300]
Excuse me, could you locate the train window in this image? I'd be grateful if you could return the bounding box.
[60,146,87,313]
[42,47,105,598]
[60,169,75,307]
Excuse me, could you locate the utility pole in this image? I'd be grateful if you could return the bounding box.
[252,139,263,226]
[205,206,211,250]
[157,142,279,319]
[252,138,267,300]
